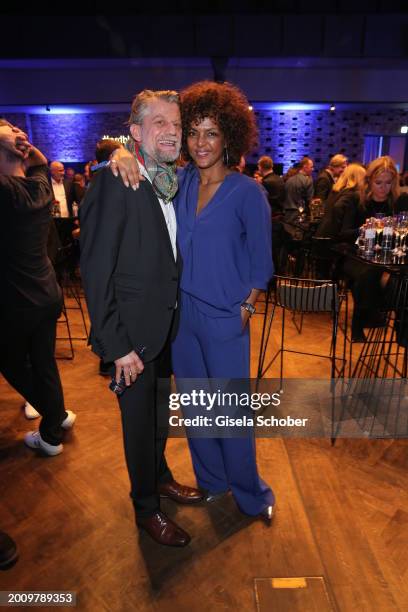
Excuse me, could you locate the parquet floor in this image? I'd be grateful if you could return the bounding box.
[0,294,407,611]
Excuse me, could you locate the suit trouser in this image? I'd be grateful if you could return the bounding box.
[118,339,173,517]
[0,300,67,445]
[172,291,274,516]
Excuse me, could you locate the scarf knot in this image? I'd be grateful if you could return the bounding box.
[126,140,178,203]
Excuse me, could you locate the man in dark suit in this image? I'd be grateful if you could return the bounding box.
[80,90,203,547]
[49,161,76,217]
[257,155,285,218]
[49,160,82,252]
[314,153,348,202]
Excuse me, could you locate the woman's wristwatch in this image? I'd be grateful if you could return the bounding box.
[241,301,256,316]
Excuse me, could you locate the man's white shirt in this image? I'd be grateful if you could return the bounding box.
[137,160,177,261]
[51,178,69,217]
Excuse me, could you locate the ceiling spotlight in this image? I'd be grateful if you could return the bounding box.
[401,126,408,134]
[329,104,336,112]
[46,105,51,112]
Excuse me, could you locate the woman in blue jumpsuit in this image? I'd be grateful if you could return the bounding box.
[172,81,275,520]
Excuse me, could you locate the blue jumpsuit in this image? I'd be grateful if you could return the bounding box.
[172,164,275,515]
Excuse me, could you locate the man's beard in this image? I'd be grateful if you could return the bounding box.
[153,144,181,164]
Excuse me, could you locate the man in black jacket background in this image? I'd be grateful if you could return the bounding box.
[80,90,203,547]
[314,153,348,202]
[257,155,285,217]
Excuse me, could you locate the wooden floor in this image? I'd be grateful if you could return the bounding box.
[0,294,407,611]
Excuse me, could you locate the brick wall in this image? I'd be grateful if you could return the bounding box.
[251,108,408,171]
[29,113,129,163]
[4,107,408,171]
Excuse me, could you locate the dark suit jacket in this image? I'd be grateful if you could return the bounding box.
[315,188,360,243]
[70,181,85,208]
[80,169,181,364]
[314,169,334,201]
[262,172,285,216]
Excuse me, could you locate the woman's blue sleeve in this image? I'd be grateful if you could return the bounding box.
[240,182,274,290]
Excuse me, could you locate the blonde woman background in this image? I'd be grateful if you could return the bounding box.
[359,155,406,220]
[316,163,366,242]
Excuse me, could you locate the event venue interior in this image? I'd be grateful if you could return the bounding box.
[0,7,407,612]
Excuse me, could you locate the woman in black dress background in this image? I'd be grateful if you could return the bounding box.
[316,163,366,243]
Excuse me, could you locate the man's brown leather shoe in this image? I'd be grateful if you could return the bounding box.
[158,479,204,504]
[137,511,191,547]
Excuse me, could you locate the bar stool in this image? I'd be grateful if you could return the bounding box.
[53,243,89,359]
[257,275,344,390]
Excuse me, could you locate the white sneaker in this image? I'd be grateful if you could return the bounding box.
[24,401,40,420]
[61,410,76,430]
[24,431,63,456]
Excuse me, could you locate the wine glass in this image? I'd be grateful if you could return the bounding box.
[400,220,408,253]
[393,219,403,256]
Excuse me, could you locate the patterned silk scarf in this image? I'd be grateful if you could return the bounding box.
[125,140,178,203]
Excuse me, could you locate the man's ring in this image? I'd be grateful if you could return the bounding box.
[129,369,132,377]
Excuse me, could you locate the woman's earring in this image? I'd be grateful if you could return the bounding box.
[223,147,229,166]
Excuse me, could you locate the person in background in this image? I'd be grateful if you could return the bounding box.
[359,155,408,220]
[283,156,314,223]
[315,160,387,341]
[314,154,348,202]
[315,163,366,243]
[257,155,285,218]
[83,161,93,188]
[70,173,85,211]
[0,119,22,570]
[253,170,263,183]
[344,157,402,342]
[400,171,408,193]
[65,167,75,181]
[95,138,121,166]
[282,165,299,182]
[73,173,85,189]
[49,161,75,218]
[0,123,76,455]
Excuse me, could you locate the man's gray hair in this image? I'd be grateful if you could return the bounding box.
[128,90,180,125]
[329,153,348,168]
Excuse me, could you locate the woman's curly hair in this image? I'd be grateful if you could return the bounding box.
[180,81,258,167]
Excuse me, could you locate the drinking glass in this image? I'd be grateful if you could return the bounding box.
[374,217,384,250]
[393,219,403,256]
[400,221,408,253]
